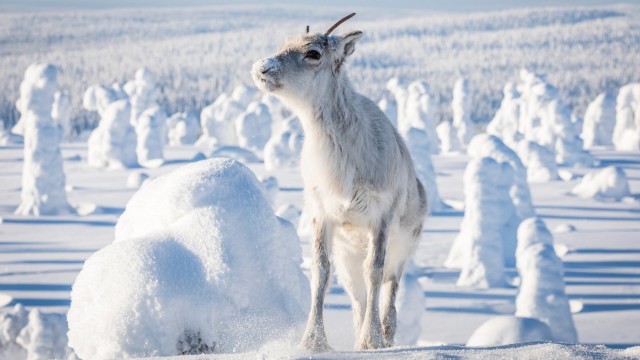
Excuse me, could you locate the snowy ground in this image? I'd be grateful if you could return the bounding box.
[1,143,639,352]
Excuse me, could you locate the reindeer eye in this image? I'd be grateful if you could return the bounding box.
[304,50,322,60]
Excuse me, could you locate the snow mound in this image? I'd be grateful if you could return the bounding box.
[571,166,630,201]
[581,92,616,149]
[67,159,310,359]
[446,157,515,288]
[612,83,640,151]
[0,304,75,360]
[515,218,578,343]
[14,63,73,216]
[276,204,302,228]
[126,172,150,189]
[466,316,553,347]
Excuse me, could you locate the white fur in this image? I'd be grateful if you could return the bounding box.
[252,30,427,351]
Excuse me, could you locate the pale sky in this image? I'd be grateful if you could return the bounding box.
[0,0,636,12]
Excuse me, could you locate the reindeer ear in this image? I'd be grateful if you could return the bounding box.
[337,30,363,58]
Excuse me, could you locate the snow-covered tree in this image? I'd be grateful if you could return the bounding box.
[403,127,446,213]
[197,93,244,148]
[515,217,578,343]
[612,83,640,151]
[124,68,160,125]
[14,64,72,216]
[581,92,615,149]
[404,80,439,153]
[446,157,515,288]
[263,115,303,171]
[87,99,138,169]
[378,91,398,128]
[235,102,272,154]
[135,106,166,168]
[51,91,73,140]
[571,166,630,201]
[487,82,521,147]
[167,112,200,146]
[517,140,558,182]
[452,78,474,147]
[436,120,461,154]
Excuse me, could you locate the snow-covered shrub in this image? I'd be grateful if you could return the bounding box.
[0,304,75,360]
[404,80,439,153]
[612,83,640,151]
[167,112,200,146]
[515,218,578,343]
[51,91,72,140]
[487,82,521,147]
[263,115,303,171]
[124,67,160,125]
[235,102,272,154]
[452,78,474,147]
[581,92,615,149]
[14,63,72,216]
[466,316,553,347]
[517,140,559,183]
[135,106,166,168]
[68,159,309,359]
[403,127,446,213]
[197,93,244,148]
[82,84,121,116]
[436,121,461,154]
[571,166,630,201]
[395,261,424,346]
[446,157,515,288]
[87,99,138,169]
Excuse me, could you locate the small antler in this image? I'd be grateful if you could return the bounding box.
[306,25,309,33]
[324,12,356,36]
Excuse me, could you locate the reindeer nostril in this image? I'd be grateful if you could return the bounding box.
[261,67,271,75]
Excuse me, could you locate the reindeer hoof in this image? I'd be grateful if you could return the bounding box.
[299,334,332,353]
[355,330,385,350]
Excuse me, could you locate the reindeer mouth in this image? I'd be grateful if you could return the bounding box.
[255,75,281,92]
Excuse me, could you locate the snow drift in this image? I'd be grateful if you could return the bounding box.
[571,166,630,201]
[67,158,310,359]
[466,316,553,347]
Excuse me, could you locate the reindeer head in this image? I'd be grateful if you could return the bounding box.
[252,13,362,102]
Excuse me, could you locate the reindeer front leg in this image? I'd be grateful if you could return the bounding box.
[300,218,333,352]
[356,217,389,350]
